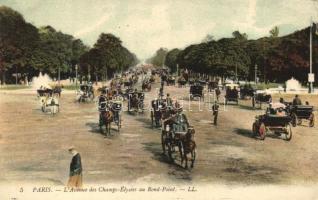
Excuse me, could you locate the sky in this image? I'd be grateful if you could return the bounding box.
[1,0,318,60]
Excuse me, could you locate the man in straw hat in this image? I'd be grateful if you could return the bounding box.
[67,146,83,188]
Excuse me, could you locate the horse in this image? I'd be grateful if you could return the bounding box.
[179,127,196,169]
[99,110,113,136]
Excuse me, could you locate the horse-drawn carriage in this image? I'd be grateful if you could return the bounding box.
[286,104,315,127]
[252,91,272,108]
[37,88,59,115]
[99,99,123,135]
[127,91,145,113]
[77,84,94,102]
[178,77,187,87]
[225,87,239,105]
[252,105,292,141]
[161,112,196,168]
[240,85,255,99]
[166,76,176,86]
[142,79,152,92]
[190,84,204,101]
[208,81,218,92]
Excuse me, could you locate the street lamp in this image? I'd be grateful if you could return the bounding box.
[255,64,258,84]
[75,64,78,89]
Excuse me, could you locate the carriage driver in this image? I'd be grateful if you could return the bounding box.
[166,93,173,107]
[98,89,110,113]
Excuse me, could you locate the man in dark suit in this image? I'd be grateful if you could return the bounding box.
[212,101,219,126]
[67,147,82,188]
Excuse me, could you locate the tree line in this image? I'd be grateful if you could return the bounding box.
[0,6,138,84]
[148,26,318,84]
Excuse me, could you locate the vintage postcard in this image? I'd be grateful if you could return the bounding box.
[0,0,318,199]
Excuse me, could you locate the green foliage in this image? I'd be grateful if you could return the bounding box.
[147,48,168,67]
[164,48,181,73]
[174,27,318,83]
[79,33,138,80]
[0,6,89,83]
[0,6,137,84]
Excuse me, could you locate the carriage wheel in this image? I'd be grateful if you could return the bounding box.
[309,113,315,127]
[285,123,292,141]
[252,122,258,136]
[259,123,266,140]
[291,113,297,127]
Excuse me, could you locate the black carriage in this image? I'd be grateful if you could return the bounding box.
[240,85,255,99]
[252,109,292,141]
[78,84,94,102]
[190,85,204,101]
[161,114,196,168]
[166,76,176,86]
[142,80,151,92]
[127,91,145,113]
[252,92,272,108]
[123,80,133,88]
[37,88,53,97]
[208,81,218,92]
[178,78,187,87]
[225,88,239,105]
[287,105,315,127]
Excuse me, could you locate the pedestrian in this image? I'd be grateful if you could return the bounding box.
[215,87,221,101]
[67,147,83,188]
[212,101,219,126]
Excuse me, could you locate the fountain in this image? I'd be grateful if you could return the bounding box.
[285,77,302,91]
[31,72,52,90]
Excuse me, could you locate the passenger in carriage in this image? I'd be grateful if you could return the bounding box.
[292,94,302,105]
[166,93,173,107]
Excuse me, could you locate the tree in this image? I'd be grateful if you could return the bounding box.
[269,26,279,37]
[79,33,138,81]
[165,48,181,73]
[0,6,39,84]
[232,31,248,40]
[147,48,168,67]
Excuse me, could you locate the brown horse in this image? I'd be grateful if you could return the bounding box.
[99,110,113,135]
[179,127,196,169]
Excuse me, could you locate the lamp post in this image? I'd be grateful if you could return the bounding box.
[58,66,60,85]
[309,18,314,93]
[75,64,78,89]
[15,65,18,85]
[255,64,258,84]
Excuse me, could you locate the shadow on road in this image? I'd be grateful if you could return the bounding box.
[141,142,192,179]
[238,104,255,111]
[234,128,255,139]
[134,117,159,130]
